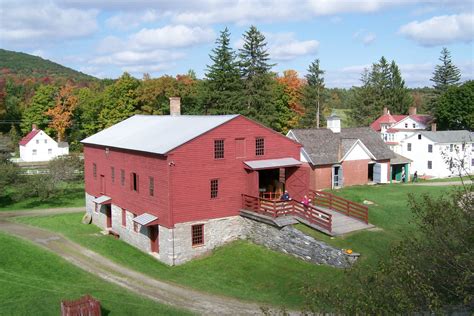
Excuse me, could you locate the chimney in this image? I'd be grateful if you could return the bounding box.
[383,107,388,115]
[169,97,181,116]
[32,124,37,131]
[431,123,437,132]
[327,110,341,133]
[408,106,417,115]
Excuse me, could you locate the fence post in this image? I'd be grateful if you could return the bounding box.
[329,193,333,210]
[346,200,350,216]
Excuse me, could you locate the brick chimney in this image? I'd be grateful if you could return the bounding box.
[32,124,37,131]
[383,107,388,115]
[408,106,417,115]
[169,97,181,116]
[431,123,437,132]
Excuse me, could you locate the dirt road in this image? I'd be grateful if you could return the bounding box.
[0,208,284,315]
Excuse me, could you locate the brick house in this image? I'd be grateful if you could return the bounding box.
[81,99,305,265]
[287,113,395,190]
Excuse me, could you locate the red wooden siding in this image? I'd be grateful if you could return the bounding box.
[166,116,301,225]
[84,146,171,226]
[84,115,301,228]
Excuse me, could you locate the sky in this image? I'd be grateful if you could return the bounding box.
[1,0,473,88]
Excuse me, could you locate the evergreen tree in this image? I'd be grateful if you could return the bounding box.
[20,85,58,134]
[99,73,140,128]
[301,59,325,128]
[435,80,474,130]
[239,25,275,124]
[431,47,461,94]
[388,61,413,114]
[205,27,243,114]
[350,69,379,126]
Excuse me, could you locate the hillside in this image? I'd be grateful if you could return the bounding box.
[0,49,96,82]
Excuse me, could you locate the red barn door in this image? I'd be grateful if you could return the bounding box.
[285,166,309,201]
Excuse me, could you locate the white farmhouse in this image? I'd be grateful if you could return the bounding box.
[399,130,473,178]
[19,125,69,162]
[370,107,433,154]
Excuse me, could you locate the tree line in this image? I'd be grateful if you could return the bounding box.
[0,26,471,152]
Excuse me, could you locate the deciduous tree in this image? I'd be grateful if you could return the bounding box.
[45,84,78,142]
[435,80,474,130]
[20,84,57,134]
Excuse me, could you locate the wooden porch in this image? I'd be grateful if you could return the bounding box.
[241,191,373,236]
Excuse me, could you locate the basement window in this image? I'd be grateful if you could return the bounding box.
[121,208,126,227]
[255,137,265,156]
[93,163,97,179]
[214,139,224,159]
[131,172,139,192]
[191,224,204,246]
[210,179,219,199]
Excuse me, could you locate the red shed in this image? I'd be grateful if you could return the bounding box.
[82,105,304,265]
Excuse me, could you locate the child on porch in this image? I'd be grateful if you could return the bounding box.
[301,195,311,207]
[280,190,291,201]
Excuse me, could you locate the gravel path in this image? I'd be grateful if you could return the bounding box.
[0,208,285,315]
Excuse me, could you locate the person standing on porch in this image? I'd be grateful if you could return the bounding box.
[280,190,291,201]
[302,195,311,207]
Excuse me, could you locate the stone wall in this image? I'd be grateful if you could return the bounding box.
[241,218,357,268]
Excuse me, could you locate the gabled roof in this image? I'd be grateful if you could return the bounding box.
[19,129,41,146]
[409,130,473,144]
[81,114,240,155]
[289,127,395,166]
[371,113,432,131]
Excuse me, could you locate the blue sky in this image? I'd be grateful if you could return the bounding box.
[1,0,473,87]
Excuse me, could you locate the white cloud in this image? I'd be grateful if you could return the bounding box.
[130,25,215,50]
[353,29,376,45]
[0,1,98,45]
[105,10,163,30]
[399,13,474,46]
[266,33,319,61]
[91,50,184,66]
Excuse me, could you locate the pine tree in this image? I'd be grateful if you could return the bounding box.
[205,27,243,114]
[431,47,461,94]
[388,61,413,114]
[350,69,379,126]
[239,25,275,124]
[301,59,325,128]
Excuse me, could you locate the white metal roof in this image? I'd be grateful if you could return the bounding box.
[133,213,158,226]
[92,195,111,204]
[81,114,239,154]
[244,157,302,170]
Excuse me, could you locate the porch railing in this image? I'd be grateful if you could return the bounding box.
[308,190,368,224]
[241,194,332,233]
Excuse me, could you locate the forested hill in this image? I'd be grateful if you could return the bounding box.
[0,49,96,82]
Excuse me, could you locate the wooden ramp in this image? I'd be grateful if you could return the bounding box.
[241,194,374,236]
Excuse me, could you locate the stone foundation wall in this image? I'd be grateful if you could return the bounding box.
[241,218,357,268]
[85,193,355,267]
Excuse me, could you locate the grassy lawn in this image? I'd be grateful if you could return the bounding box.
[416,176,469,183]
[0,181,85,211]
[13,212,341,309]
[13,184,453,309]
[0,232,189,316]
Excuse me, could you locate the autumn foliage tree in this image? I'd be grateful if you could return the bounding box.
[45,84,78,142]
[276,70,304,129]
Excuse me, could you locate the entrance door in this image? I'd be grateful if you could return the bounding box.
[105,205,112,228]
[100,175,106,194]
[332,165,343,188]
[149,226,159,253]
[285,166,309,202]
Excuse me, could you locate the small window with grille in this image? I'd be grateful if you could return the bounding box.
[214,139,224,159]
[111,167,115,183]
[192,224,204,246]
[93,163,97,178]
[256,137,265,156]
[120,169,125,186]
[210,179,218,199]
[149,176,154,196]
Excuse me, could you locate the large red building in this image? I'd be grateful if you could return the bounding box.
[82,100,304,265]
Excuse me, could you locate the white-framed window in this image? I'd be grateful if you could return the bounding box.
[428,161,432,169]
[44,139,47,144]
[405,123,408,128]
[450,144,454,152]
[48,148,52,155]
[428,144,433,153]
[407,143,412,151]
[36,139,39,144]
[32,149,37,155]
[412,123,416,128]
